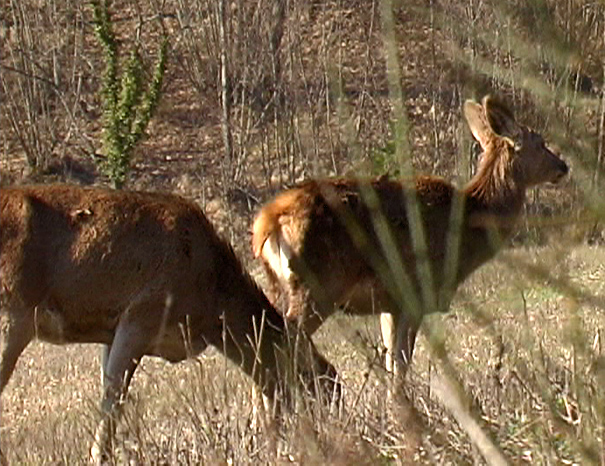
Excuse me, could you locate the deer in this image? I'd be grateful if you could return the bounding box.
[0,183,339,464]
[252,95,568,392]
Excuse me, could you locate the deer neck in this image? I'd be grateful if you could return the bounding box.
[440,146,527,289]
[463,143,526,230]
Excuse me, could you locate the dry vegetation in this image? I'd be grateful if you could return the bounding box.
[1,0,604,464]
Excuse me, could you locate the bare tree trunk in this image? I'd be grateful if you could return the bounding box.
[218,0,233,170]
[594,64,605,189]
[269,0,285,89]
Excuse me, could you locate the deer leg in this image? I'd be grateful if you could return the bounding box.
[380,312,420,393]
[90,321,147,465]
[0,309,35,464]
[100,344,111,388]
[379,313,425,447]
[380,312,397,376]
[261,261,284,307]
[0,308,34,395]
[396,316,420,376]
[286,280,331,335]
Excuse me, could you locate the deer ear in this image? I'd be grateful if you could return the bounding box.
[463,99,493,150]
[483,95,520,140]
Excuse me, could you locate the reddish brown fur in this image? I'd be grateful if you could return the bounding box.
[252,96,568,385]
[0,184,337,462]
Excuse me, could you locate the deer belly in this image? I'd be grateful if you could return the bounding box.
[33,297,118,345]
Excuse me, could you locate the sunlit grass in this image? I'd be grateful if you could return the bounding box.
[1,245,603,464]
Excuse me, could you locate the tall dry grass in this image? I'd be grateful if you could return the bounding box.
[1,0,603,464]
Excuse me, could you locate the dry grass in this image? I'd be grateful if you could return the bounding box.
[2,245,603,464]
[1,0,604,463]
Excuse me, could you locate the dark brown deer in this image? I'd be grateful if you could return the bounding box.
[252,96,568,389]
[0,184,338,463]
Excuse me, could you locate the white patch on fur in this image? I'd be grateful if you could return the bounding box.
[261,231,294,285]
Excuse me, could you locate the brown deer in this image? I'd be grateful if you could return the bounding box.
[0,184,338,464]
[252,95,568,389]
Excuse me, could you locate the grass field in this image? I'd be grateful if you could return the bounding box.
[2,244,603,464]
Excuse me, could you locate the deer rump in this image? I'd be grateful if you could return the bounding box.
[253,176,483,322]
